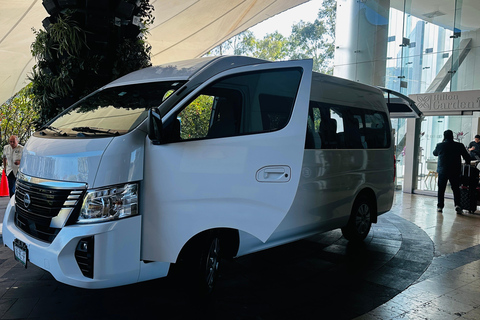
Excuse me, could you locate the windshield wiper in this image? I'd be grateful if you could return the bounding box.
[72,127,119,136]
[39,126,67,136]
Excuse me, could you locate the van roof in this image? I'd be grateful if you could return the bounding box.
[106,55,376,94]
[104,56,269,88]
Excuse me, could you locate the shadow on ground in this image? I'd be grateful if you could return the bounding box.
[0,212,434,320]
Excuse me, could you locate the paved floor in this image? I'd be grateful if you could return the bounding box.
[0,192,479,319]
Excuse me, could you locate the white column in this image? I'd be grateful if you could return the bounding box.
[334,0,390,86]
[403,117,421,193]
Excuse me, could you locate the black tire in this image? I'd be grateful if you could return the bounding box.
[199,235,221,295]
[178,232,222,296]
[341,196,373,242]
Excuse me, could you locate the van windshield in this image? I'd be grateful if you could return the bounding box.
[39,81,185,137]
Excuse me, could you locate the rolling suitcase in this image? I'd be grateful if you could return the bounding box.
[461,163,480,186]
[459,186,477,213]
[459,164,479,213]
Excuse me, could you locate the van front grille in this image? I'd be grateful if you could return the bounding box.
[14,173,87,243]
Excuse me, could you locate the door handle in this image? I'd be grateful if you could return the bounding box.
[256,166,291,182]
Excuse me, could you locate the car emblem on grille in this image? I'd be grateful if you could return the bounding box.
[24,193,31,209]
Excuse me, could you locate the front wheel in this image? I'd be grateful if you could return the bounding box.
[341,196,373,242]
[200,236,221,294]
[177,233,223,296]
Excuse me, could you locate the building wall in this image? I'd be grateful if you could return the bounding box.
[333,0,480,194]
[334,0,480,92]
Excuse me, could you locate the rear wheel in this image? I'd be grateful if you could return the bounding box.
[341,196,373,242]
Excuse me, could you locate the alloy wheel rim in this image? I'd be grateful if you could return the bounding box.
[205,237,220,291]
[355,203,371,235]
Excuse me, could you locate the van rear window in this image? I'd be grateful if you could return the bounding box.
[306,101,390,149]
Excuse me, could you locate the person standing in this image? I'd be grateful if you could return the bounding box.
[433,130,471,213]
[467,134,480,160]
[2,135,23,197]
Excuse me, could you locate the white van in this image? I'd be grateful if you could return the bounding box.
[2,56,417,293]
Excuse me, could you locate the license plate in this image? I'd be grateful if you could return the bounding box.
[13,239,28,268]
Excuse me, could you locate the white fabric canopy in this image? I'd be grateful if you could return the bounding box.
[0,0,308,105]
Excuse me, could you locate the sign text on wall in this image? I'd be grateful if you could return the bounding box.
[410,90,480,115]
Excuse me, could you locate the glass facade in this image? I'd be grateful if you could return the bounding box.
[334,0,480,196]
[385,8,454,94]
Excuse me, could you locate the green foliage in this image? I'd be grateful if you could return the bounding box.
[289,18,333,74]
[112,38,152,79]
[30,1,155,127]
[317,0,337,37]
[254,32,289,61]
[0,83,39,152]
[37,12,86,58]
[207,0,337,74]
[30,12,88,125]
[178,95,213,139]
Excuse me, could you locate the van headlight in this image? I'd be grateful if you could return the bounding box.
[78,183,138,223]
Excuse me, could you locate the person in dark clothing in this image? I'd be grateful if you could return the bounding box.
[433,129,471,213]
[467,134,480,160]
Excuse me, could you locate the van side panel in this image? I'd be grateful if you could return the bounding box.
[237,76,395,254]
[237,147,394,256]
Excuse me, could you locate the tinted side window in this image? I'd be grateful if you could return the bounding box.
[165,68,302,142]
[306,101,390,149]
[364,113,389,148]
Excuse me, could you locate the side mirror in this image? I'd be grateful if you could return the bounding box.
[147,108,163,145]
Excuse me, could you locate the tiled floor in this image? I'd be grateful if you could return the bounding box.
[358,192,480,320]
[0,192,480,319]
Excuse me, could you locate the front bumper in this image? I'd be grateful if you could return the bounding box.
[2,197,165,289]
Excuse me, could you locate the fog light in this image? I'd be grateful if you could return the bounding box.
[75,237,94,278]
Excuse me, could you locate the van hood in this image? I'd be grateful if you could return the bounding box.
[20,136,112,186]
